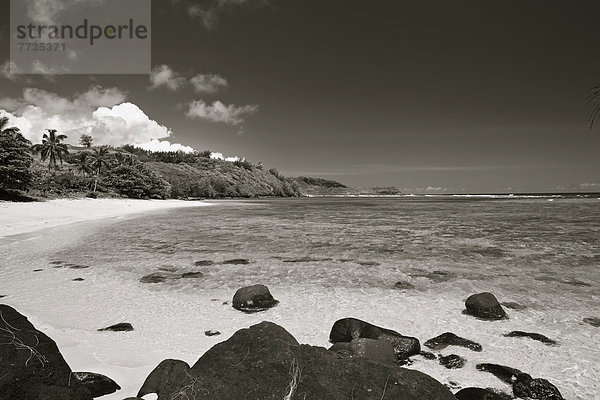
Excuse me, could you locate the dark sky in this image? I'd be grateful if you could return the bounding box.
[2,0,600,193]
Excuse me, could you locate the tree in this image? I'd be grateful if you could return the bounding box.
[79,134,93,148]
[74,151,93,176]
[89,146,111,192]
[0,117,33,191]
[31,129,69,171]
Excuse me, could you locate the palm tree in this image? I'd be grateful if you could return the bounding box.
[31,129,69,171]
[90,146,111,192]
[74,151,93,176]
[1,116,21,136]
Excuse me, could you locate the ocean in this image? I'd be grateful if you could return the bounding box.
[4,197,600,399]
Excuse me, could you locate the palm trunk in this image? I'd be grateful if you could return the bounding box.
[93,167,100,192]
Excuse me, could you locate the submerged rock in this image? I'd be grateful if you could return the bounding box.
[72,278,85,281]
[204,330,221,336]
[501,301,527,310]
[513,373,564,400]
[503,331,557,345]
[465,292,507,320]
[419,351,437,360]
[425,332,482,352]
[476,363,523,384]
[583,317,600,327]
[329,317,421,359]
[194,260,214,266]
[140,272,182,283]
[439,354,466,369]
[394,281,415,290]
[222,258,250,265]
[0,304,92,399]
[139,321,456,400]
[232,284,279,313]
[98,322,134,332]
[72,372,120,397]
[181,271,203,278]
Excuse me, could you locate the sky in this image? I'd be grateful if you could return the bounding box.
[1,0,600,193]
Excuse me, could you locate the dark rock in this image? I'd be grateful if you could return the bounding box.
[98,323,134,332]
[439,354,466,369]
[232,284,279,313]
[503,331,557,345]
[222,258,250,265]
[419,351,437,360]
[138,359,191,399]
[501,301,527,310]
[140,272,182,283]
[513,373,564,400]
[328,342,351,352]
[166,321,456,400]
[72,278,85,281]
[394,281,415,290]
[123,398,144,400]
[194,260,214,266]
[358,260,380,266]
[348,338,396,365]
[33,269,44,272]
[72,372,120,397]
[0,304,92,399]
[329,317,421,359]
[455,387,506,400]
[425,332,482,352]
[204,330,221,336]
[181,271,203,278]
[0,295,5,298]
[476,363,523,384]
[68,265,90,269]
[583,317,600,327]
[410,270,455,283]
[465,292,507,320]
[49,260,64,265]
[283,256,333,263]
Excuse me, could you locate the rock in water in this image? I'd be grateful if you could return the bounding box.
[501,301,527,310]
[152,321,456,399]
[503,331,557,345]
[329,317,421,359]
[72,372,121,397]
[476,363,523,384]
[394,281,415,290]
[138,359,191,399]
[424,332,482,351]
[140,272,182,283]
[465,292,507,320]
[439,354,466,369]
[98,322,134,332]
[455,387,507,400]
[222,258,250,265]
[513,373,564,400]
[348,338,396,365]
[232,284,279,313]
[0,304,92,399]
[583,317,600,327]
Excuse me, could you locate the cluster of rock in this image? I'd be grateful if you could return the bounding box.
[1,285,575,399]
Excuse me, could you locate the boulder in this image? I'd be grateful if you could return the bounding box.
[137,359,191,399]
[455,387,507,400]
[439,354,466,369]
[503,331,557,345]
[232,284,279,313]
[0,304,92,399]
[145,321,455,400]
[72,372,120,397]
[424,332,482,351]
[464,292,507,320]
[98,322,134,332]
[513,373,564,400]
[348,338,396,365]
[329,317,421,359]
[476,363,523,384]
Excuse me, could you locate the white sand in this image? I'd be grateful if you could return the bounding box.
[0,198,210,238]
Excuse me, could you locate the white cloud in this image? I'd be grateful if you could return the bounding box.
[1,61,20,82]
[0,86,194,152]
[209,151,240,162]
[190,73,228,93]
[24,0,105,25]
[132,139,195,153]
[186,100,258,125]
[149,64,186,91]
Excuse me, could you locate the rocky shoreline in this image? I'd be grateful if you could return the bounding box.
[1,285,583,400]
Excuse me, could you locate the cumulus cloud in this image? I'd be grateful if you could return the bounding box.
[149,64,186,91]
[1,61,20,82]
[132,138,195,153]
[0,86,194,152]
[24,0,105,25]
[190,73,228,93]
[209,151,240,162]
[186,100,258,125]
